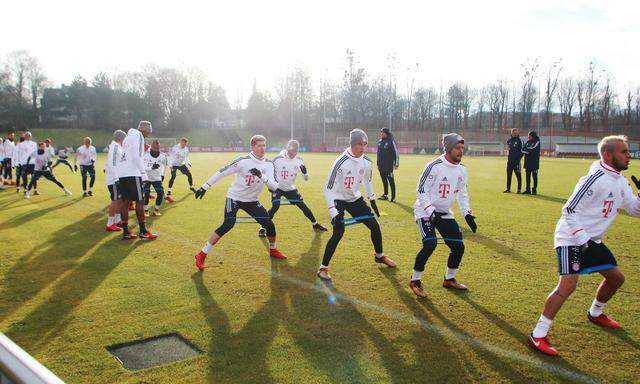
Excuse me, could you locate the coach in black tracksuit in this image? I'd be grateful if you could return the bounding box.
[377,127,399,202]
[522,130,541,195]
[505,128,523,193]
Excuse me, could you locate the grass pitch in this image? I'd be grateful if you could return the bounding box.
[1,153,639,383]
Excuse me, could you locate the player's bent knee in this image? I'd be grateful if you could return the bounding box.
[422,238,437,252]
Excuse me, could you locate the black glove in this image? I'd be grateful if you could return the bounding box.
[74,165,78,171]
[465,214,477,233]
[152,163,160,170]
[331,211,344,226]
[429,211,445,226]
[300,164,307,174]
[91,159,95,165]
[194,188,207,199]
[631,175,640,190]
[249,168,262,178]
[369,199,380,217]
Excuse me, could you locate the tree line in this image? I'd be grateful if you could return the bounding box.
[1,49,639,143]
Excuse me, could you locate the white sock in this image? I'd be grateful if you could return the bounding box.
[411,270,423,281]
[320,264,329,270]
[202,241,212,254]
[107,216,114,226]
[589,299,607,317]
[155,205,160,210]
[168,188,172,193]
[532,315,553,338]
[445,268,458,280]
[269,242,276,250]
[375,252,384,259]
[115,213,121,222]
[312,221,317,225]
[144,206,149,211]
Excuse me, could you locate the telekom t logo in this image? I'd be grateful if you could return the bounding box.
[344,176,355,189]
[245,174,255,186]
[439,183,450,198]
[280,170,289,180]
[602,200,614,218]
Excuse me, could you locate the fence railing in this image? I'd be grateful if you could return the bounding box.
[0,333,64,384]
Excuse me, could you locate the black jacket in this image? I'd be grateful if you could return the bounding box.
[506,136,523,165]
[522,137,541,170]
[377,137,399,169]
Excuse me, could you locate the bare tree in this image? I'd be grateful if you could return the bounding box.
[599,75,614,131]
[519,59,539,129]
[557,77,576,130]
[543,60,562,128]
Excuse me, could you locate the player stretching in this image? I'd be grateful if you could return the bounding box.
[105,130,125,231]
[15,132,37,194]
[258,139,327,237]
[167,138,196,196]
[75,137,97,197]
[319,129,395,281]
[193,135,287,271]
[52,146,74,172]
[528,135,640,356]
[409,133,478,297]
[116,121,158,240]
[23,142,72,198]
[143,140,168,216]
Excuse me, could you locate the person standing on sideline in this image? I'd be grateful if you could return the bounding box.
[522,130,541,195]
[377,127,399,202]
[116,121,158,240]
[408,133,478,297]
[75,137,97,197]
[528,135,640,356]
[504,128,523,193]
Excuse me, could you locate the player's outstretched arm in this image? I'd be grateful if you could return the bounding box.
[622,179,640,216]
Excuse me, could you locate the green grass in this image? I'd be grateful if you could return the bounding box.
[1,154,639,383]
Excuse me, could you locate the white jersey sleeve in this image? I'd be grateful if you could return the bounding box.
[362,156,375,199]
[622,182,640,216]
[561,171,603,245]
[202,156,244,190]
[414,159,440,218]
[456,166,472,216]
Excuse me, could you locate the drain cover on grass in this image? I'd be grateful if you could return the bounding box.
[107,333,202,371]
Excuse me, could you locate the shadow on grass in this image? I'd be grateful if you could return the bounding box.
[529,194,566,205]
[0,199,78,231]
[3,212,146,352]
[0,208,108,322]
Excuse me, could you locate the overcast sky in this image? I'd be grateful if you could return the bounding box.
[2,0,639,103]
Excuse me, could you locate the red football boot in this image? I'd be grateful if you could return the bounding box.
[105,224,122,232]
[138,231,158,240]
[588,313,621,329]
[269,248,287,259]
[122,232,137,240]
[527,334,559,356]
[195,251,208,271]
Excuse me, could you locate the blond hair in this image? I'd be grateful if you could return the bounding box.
[598,135,628,157]
[250,134,266,146]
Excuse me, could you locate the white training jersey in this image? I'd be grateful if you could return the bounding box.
[201,151,278,202]
[15,140,37,165]
[105,141,122,186]
[2,139,14,159]
[170,144,190,167]
[554,161,640,247]
[46,145,56,158]
[27,151,51,172]
[116,128,147,179]
[413,154,471,220]
[58,149,70,159]
[271,149,308,192]
[324,148,375,213]
[76,145,97,166]
[143,151,168,182]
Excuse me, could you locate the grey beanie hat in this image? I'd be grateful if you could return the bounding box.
[113,129,126,142]
[442,133,464,153]
[349,128,368,146]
